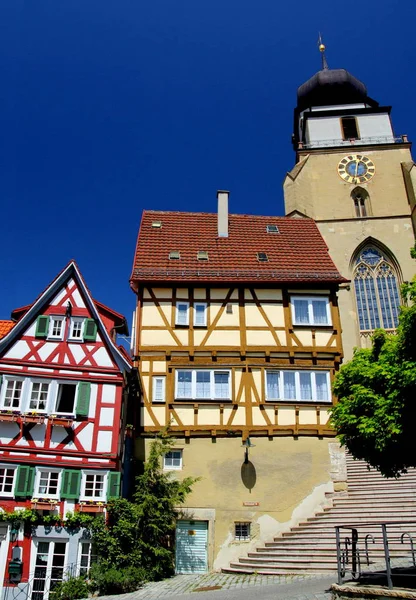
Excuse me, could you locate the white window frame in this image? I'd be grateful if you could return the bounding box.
[291,296,331,326]
[0,464,17,497]
[163,450,183,470]
[265,370,331,403]
[48,316,65,340]
[152,376,166,403]
[0,376,25,410]
[235,522,251,541]
[175,369,231,400]
[54,381,78,416]
[28,379,51,413]
[80,471,107,501]
[77,541,97,576]
[175,302,190,326]
[34,468,62,499]
[194,303,207,327]
[68,317,85,341]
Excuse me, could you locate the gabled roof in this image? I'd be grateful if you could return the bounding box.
[130,211,347,286]
[0,261,131,373]
[0,321,14,340]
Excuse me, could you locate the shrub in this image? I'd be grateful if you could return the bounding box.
[50,575,90,600]
[89,564,147,594]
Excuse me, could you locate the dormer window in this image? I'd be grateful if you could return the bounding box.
[257,252,269,262]
[151,221,162,228]
[169,251,181,260]
[197,251,209,261]
[266,225,279,233]
[341,117,360,140]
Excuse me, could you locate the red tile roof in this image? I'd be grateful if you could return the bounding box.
[131,211,347,285]
[0,321,14,339]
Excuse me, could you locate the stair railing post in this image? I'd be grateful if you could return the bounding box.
[335,526,343,585]
[381,523,393,589]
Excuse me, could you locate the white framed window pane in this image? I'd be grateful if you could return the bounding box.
[299,372,312,400]
[70,319,83,339]
[266,372,279,400]
[315,373,329,401]
[293,299,309,324]
[312,300,329,325]
[50,318,64,338]
[214,372,229,398]
[0,467,15,494]
[194,304,207,326]
[164,450,182,470]
[153,377,165,402]
[4,380,23,408]
[29,382,49,411]
[177,372,192,397]
[79,542,97,576]
[196,371,211,398]
[84,474,104,498]
[38,471,60,496]
[283,372,296,399]
[176,303,189,325]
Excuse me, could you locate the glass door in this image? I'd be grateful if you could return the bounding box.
[31,541,67,600]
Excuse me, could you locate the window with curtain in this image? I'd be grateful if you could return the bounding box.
[353,247,400,333]
[265,370,331,403]
[291,297,331,326]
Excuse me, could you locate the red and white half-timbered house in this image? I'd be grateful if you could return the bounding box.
[0,261,132,599]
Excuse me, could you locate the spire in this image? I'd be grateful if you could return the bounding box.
[317,33,329,70]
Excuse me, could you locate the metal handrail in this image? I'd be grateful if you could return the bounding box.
[299,135,408,149]
[336,520,416,589]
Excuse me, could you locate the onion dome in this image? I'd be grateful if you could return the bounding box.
[297,68,370,112]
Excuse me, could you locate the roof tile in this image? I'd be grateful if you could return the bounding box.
[0,321,14,339]
[130,211,347,285]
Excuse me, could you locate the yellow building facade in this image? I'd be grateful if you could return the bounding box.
[131,208,347,571]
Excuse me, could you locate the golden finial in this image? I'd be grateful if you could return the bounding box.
[317,33,328,70]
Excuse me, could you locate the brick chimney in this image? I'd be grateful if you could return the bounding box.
[217,190,229,238]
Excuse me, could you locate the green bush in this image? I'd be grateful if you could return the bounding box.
[89,564,147,594]
[50,575,90,600]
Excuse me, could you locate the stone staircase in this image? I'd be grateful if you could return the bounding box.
[223,454,416,574]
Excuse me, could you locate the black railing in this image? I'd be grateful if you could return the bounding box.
[336,521,416,589]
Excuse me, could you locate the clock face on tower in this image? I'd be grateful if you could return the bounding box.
[337,155,375,184]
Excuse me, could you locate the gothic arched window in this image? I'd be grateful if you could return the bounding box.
[351,187,370,217]
[354,247,401,332]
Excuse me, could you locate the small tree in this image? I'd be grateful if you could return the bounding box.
[330,246,416,478]
[90,432,198,591]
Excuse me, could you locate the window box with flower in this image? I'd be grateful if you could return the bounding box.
[31,498,59,511]
[78,501,106,513]
[48,415,74,427]
[0,410,21,423]
[22,413,46,424]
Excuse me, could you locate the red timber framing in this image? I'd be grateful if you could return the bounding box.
[0,261,133,592]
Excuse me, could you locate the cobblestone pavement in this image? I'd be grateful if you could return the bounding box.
[95,572,334,600]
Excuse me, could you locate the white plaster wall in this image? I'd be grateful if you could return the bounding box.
[306,116,341,142]
[357,113,393,138]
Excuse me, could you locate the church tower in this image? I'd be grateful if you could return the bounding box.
[284,42,416,359]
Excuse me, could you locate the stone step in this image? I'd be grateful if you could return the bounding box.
[314,508,416,517]
[332,498,416,507]
[222,566,336,575]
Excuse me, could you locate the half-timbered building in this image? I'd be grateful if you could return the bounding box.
[0,261,132,599]
[130,192,347,572]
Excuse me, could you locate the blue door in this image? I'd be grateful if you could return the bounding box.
[175,520,208,574]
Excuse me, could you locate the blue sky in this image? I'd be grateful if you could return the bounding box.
[1,0,415,339]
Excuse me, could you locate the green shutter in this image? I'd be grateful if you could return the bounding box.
[14,466,35,498]
[60,470,81,499]
[83,319,97,341]
[35,315,50,338]
[107,472,121,500]
[75,382,91,418]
